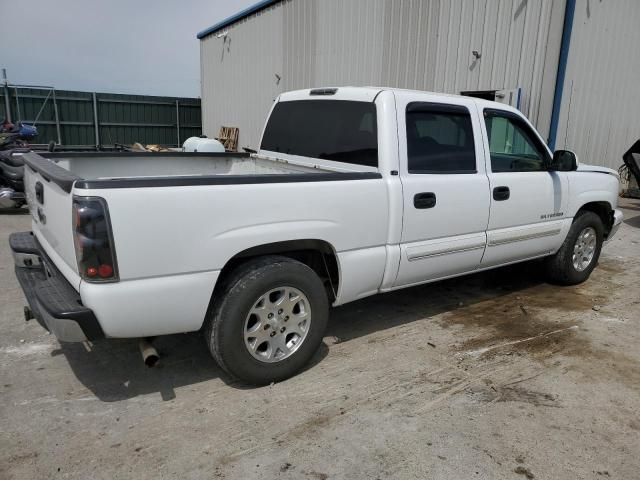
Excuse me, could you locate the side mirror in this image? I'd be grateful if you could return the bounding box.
[550,149,578,171]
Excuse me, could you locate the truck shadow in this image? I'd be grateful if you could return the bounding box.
[624,213,640,228]
[56,261,549,402]
[327,261,548,343]
[56,325,331,402]
[0,207,29,215]
[55,334,222,402]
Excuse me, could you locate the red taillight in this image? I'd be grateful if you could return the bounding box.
[72,196,118,282]
[98,264,113,278]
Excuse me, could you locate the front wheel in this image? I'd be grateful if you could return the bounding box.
[544,211,604,285]
[204,256,329,385]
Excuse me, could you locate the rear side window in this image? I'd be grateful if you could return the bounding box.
[261,100,378,167]
[406,103,476,174]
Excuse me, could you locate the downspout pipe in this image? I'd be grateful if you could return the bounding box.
[548,0,577,151]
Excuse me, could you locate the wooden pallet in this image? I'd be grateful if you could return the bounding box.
[216,126,239,152]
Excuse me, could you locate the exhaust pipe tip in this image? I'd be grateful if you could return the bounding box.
[144,352,160,368]
[139,338,160,368]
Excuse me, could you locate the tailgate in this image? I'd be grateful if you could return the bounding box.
[22,152,82,289]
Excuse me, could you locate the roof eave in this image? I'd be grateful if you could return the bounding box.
[196,0,281,39]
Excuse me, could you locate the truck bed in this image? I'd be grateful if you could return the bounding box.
[27,151,327,182]
[22,151,378,195]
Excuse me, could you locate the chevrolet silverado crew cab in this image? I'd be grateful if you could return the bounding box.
[10,87,623,384]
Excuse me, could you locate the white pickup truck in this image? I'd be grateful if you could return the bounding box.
[10,87,623,384]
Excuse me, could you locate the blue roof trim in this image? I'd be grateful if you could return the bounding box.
[196,0,281,39]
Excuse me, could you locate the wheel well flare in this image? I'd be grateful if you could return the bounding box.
[576,202,614,237]
[218,240,339,302]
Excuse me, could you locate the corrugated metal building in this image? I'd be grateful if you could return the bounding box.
[198,0,640,170]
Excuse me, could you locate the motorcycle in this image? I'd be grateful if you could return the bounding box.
[0,119,37,210]
[0,149,27,209]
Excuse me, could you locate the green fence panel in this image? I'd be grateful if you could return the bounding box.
[2,85,202,148]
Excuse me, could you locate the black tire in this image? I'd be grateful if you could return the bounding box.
[544,211,604,285]
[204,255,329,385]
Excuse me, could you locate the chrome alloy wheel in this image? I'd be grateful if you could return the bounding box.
[243,286,311,363]
[572,227,597,272]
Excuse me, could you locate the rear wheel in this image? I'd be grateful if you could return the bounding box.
[544,211,604,285]
[204,256,329,385]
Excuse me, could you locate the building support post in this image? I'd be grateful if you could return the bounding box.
[92,92,100,148]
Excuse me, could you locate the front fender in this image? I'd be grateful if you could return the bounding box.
[567,170,619,217]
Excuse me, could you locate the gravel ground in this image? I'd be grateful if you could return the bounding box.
[1,199,639,480]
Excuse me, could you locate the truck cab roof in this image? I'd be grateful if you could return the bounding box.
[277,86,522,116]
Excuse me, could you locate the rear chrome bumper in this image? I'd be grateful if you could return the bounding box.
[10,231,104,342]
[607,209,624,241]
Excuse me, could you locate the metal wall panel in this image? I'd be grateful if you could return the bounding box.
[554,0,640,170]
[200,0,566,149]
[200,1,285,152]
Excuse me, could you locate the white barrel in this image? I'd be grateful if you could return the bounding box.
[182,137,225,153]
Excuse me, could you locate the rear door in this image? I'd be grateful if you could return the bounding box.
[480,108,568,267]
[393,93,490,287]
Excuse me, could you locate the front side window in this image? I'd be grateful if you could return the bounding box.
[260,100,378,167]
[484,110,550,172]
[406,103,476,173]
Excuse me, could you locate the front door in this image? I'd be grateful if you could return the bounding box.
[393,93,490,288]
[480,108,569,267]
